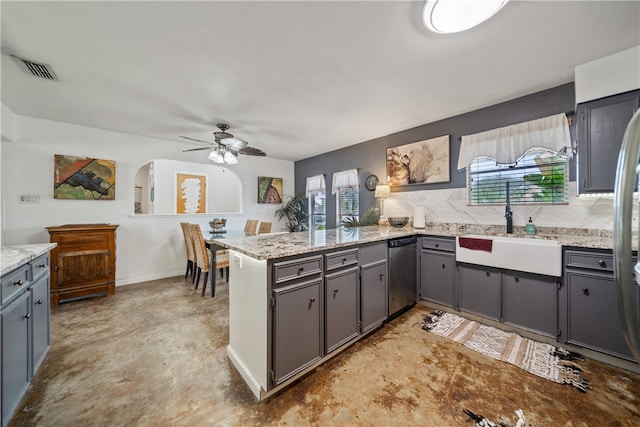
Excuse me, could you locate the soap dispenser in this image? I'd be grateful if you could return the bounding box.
[525,217,536,235]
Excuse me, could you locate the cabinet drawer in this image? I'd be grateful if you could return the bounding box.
[565,250,613,272]
[274,255,323,284]
[30,253,50,281]
[422,236,455,252]
[325,248,359,272]
[1,265,30,305]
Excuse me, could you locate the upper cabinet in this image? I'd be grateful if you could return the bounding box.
[577,89,640,194]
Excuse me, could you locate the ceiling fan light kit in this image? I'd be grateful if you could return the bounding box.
[181,123,266,164]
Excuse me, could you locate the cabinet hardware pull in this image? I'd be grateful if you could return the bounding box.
[309,298,316,303]
[597,259,606,267]
[36,299,43,305]
[379,273,384,280]
[333,289,339,294]
[24,313,31,319]
[342,258,347,263]
[298,267,304,274]
[435,243,439,248]
[442,264,446,269]
[515,276,520,283]
[54,266,59,272]
[13,279,24,286]
[486,271,490,277]
[582,288,590,296]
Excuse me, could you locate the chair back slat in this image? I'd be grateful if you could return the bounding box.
[244,219,259,234]
[190,223,210,272]
[258,221,272,234]
[180,222,196,262]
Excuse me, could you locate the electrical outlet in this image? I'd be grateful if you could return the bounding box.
[18,194,40,204]
[233,254,242,269]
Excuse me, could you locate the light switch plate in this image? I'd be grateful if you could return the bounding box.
[18,194,40,204]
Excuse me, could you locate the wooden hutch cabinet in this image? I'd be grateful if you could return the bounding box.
[46,224,118,305]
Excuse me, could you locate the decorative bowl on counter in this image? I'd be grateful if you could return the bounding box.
[388,217,409,228]
[209,218,226,231]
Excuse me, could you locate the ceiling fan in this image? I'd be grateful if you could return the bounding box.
[181,123,266,164]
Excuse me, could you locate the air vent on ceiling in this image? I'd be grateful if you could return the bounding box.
[12,56,58,81]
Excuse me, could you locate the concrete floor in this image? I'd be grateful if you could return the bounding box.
[9,276,640,426]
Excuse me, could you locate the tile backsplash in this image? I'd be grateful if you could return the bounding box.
[383,182,637,230]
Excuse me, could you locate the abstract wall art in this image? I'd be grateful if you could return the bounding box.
[54,154,116,200]
[386,135,450,186]
[176,173,207,214]
[258,176,283,204]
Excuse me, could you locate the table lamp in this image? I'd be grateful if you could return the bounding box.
[374,184,391,225]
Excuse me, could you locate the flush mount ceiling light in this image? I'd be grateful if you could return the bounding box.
[423,0,509,34]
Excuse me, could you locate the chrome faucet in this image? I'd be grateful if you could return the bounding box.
[505,181,513,234]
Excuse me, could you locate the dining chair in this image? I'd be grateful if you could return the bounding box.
[244,219,259,235]
[257,221,272,234]
[189,223,210,292]
[180,222,196,280]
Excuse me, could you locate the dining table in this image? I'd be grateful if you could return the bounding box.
[205,229,255,297]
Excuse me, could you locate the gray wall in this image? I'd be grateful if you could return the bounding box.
[295,83,576,229]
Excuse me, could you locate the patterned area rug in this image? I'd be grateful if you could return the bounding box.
[421,310,590,392]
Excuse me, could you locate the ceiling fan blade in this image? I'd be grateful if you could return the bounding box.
[180,135,211,144]
[182,147,212,152]
[223,137,249,150]
[238,146,267,157]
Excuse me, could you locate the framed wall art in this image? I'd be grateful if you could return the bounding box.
[53,154,116,200]
[258,176,283,204]
[386,135,450,186]
[176,172,207,214]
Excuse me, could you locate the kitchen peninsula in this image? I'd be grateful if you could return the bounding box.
[212,224,632,400]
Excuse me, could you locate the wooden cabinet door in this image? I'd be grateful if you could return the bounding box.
[420,249,456,308]
[272,279,322,385]
[1,292,30,426]
[458,264,501,321]
[325,267,359,353]
[502,272,557,338]
[566,270,634,360]
[30,275,50,375]
[578,90,640,193]
[360,260,387,333]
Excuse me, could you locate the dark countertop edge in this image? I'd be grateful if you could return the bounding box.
[214,224,623,261]
[1,243,57,277]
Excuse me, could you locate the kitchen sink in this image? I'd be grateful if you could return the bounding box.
[456,234,562,277]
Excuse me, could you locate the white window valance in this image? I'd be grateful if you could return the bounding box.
[305,174,326,196]
[331,169,359,194]
[457,113,572,170]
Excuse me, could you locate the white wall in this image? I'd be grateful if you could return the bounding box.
[575,45,640,104]
[1,115,295,285]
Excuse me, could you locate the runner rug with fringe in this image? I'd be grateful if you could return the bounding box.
[421,310,590,392]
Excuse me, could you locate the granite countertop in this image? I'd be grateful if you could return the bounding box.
[1,244,57,276]
[210,222,627,261]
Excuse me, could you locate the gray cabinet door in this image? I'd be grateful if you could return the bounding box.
[503,272,557,338]
[578,90,640,193]
[325,268,359,353]
[458,264,501,320]
[420,249,456,307]
[2,292,30,426]
[360,260,387,333]
[31,275,50,375]
[272,279,322,385]
[566,271,634,360]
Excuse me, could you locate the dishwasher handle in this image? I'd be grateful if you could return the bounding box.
[388,236,417,248]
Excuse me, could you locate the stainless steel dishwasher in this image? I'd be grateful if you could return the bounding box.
[387,236,417,318]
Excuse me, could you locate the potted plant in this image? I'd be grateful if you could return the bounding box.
[275,193,308,232]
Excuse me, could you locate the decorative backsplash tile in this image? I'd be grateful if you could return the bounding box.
[384,182,638,231]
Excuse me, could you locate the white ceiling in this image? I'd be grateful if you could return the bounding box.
[1,1,639,162]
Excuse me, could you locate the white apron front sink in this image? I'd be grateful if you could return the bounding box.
[455,234,562,277]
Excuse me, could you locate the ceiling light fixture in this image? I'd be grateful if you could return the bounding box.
[423,0,509,34]
[208,147,238,165]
